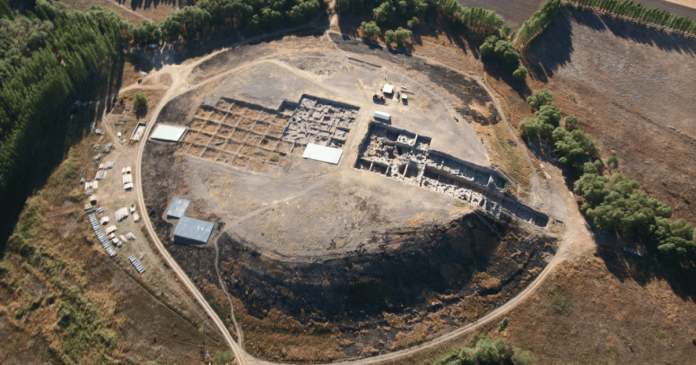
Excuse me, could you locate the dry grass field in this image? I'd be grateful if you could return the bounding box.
[518,7,696,224]
[385,253,696,365]
[0,140,226,364]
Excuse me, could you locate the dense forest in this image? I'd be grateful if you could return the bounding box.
[0,0,129,247]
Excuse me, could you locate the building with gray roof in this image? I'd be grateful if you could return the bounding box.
[173,217,214,245]
[167,198,190,219]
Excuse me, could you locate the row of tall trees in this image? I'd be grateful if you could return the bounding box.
[519,89,696,260]
[515,0,560,45]
[569,0,696,35]
[128,0,322,44]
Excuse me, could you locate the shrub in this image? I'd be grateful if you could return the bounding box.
[360,21,381,39]
[498,317,509,332]
[512,66,528,79]
[607,155,619,169]
[512,348,537,365]
[526,88,553,109]
[133,92,147,106]
[564,115,578,131]
[385,27,412,46]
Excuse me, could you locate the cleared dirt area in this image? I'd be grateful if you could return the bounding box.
[140,37,560,361]
[520,7,696,223]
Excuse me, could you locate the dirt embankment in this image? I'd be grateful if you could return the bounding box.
[161,208,556,360]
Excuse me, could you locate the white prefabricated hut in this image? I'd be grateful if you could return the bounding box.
[374,111,391,123]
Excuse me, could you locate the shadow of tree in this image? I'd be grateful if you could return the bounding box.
[594,243,696,303]
[523,7,696,83]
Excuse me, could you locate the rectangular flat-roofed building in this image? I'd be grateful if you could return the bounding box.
[302,143,343,165]
[173,217,214,245]
[151,124,187,142]
[167,198,191,219]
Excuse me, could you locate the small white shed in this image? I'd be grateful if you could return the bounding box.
[374,111,391,122]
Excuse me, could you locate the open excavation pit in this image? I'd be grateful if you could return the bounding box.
[142,55,559,361]
[356,123,549,226]
[281,94,359,149]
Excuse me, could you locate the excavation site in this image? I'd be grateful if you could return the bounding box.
[141,39,559,360]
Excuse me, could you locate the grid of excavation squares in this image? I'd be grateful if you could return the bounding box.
[282,95,359,149]
[178,98,300,173]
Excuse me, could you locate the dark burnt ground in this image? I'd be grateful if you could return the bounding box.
[212,213,557,358]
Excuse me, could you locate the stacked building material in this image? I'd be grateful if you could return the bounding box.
[87,213,116,257]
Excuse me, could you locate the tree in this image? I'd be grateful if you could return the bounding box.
[564,115,578,131]
[573,172,609,210]
[384,29,396,45]
[498,317,509,332]
[393,26,412,46]
[373,1,395,23]
[407,16,420,28]
[526,88,553,110]
[133,92,147,106]
[494,39,520,69]
[534,103,561,127]
[360,21,380,39]
[552,128,599,171]
[519,116,554,140]
[475,338,506,363]
[512,66,528,79]
[607,155,619,169]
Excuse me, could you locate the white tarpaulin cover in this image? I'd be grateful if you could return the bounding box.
[115,207,129,222]
[374,111,391,122]
[151,124,187,142]
[302,143,343,165]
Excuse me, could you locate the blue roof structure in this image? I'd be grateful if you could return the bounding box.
[167,198,190,219]
[173,217,214,245]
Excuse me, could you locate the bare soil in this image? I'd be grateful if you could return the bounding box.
[140,38,559,361]
[520,7,696,223]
